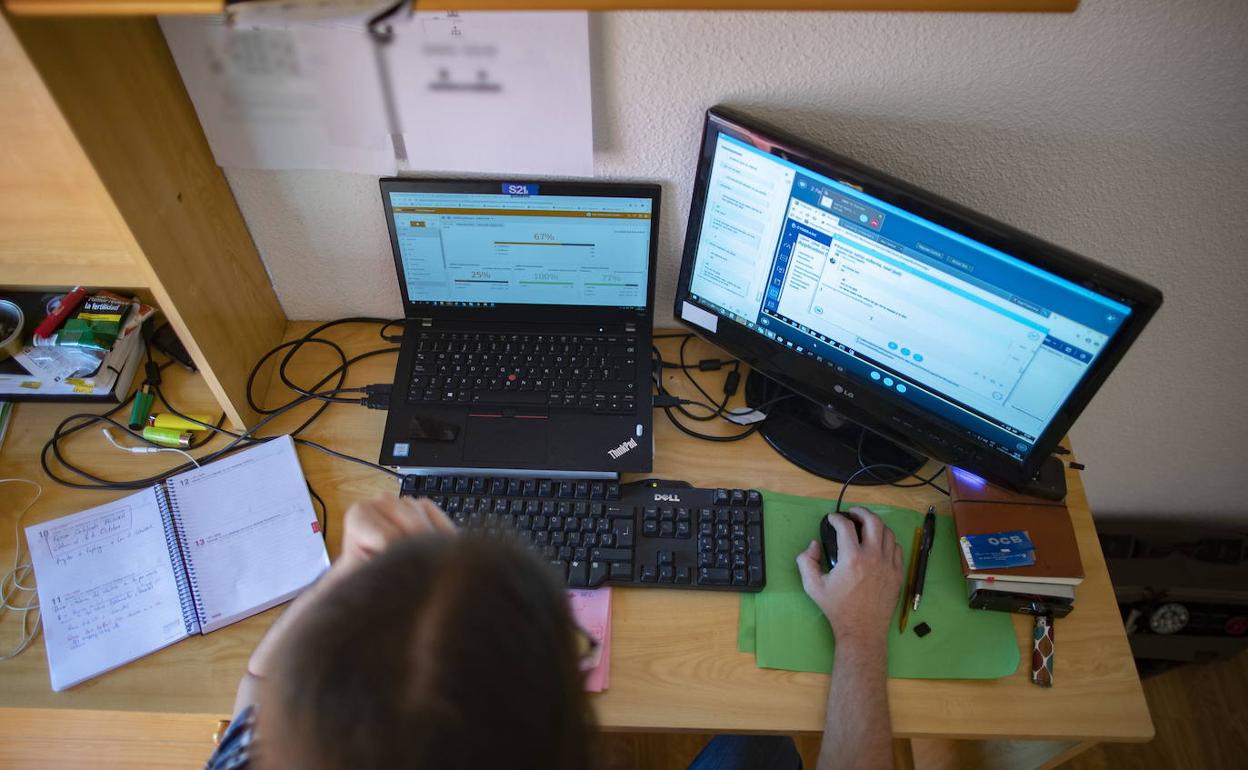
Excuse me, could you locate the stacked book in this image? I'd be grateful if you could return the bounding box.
[948,468,1084,618]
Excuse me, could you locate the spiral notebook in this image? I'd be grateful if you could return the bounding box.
[26,436,329,691]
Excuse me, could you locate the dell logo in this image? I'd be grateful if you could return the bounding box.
[607,437,638,460]
[654,493,681,503]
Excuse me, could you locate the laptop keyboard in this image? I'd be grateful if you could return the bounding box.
[408,331,641,412]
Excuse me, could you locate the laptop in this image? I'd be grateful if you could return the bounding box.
[377,178,661,475]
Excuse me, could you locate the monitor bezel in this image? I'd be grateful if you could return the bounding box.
[379,178,661,323]
[673,106,1163,490]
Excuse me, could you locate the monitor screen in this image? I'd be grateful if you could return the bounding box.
[684,122,1144,468]
[388,191,654,309]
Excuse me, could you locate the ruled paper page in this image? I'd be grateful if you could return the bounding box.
[26,488,190,691]
[165,436,329,634]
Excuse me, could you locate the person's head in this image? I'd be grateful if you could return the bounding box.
[257,535,593,770]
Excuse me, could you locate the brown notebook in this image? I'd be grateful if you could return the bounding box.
[948,470,1084,586]
[953,502,1084,585]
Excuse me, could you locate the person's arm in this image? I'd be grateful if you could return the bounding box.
[231,495,454,716]
[795,506,903,770]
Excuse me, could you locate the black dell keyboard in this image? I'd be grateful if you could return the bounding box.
[399,475,766,592]
[407,331,640,412]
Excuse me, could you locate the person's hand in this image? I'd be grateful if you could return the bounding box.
[338,495,455,571]
[243,496,454,687]
[795,506,903,647]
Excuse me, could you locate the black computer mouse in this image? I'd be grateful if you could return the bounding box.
[821,513,863,570]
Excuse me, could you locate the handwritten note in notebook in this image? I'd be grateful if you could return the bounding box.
[27,436,328,691]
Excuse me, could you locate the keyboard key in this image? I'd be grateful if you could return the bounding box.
[593,548,633,562]
[609,562,633,581]
[588,561,609,587]
[748,565,764,586]
[612,520,634,547]
[699,567,731,585]
[568,560,589,587]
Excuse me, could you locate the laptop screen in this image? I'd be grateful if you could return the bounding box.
[388,190,654,309]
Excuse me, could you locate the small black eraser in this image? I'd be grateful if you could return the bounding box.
[914,622,932,638]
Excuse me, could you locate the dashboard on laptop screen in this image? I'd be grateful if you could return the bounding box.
[388,191,654,309]
[686,132,1133,462]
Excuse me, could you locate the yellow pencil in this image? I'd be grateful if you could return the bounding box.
[899,526,923,633]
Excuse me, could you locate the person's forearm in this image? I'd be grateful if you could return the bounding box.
[817,637,893,770]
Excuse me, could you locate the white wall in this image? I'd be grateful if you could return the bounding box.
[221,0,1248,524]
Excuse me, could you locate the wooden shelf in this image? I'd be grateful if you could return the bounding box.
[4,0,1079,17]
[0,260,146,289]
[1,11,287,427]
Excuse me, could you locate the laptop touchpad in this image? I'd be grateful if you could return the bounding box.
[464,416,549,464]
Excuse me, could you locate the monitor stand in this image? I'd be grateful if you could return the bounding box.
[744,370,925,484]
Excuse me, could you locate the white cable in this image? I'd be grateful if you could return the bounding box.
[102,427,200,468]
[0,478,42,661]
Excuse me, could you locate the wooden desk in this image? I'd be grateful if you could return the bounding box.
[0,324,1151,769]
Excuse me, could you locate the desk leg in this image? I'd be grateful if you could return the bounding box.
[909,738,1097,770]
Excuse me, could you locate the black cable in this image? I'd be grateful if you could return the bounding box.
[42,320,404,491]
[834,463,950,514]
[662,407,762,443]
[651,340,764,441]
[252,317,396,412]
[379,318,404,342]
[676,335,731,417]
[40,387,365,490]
[853,426,947,490]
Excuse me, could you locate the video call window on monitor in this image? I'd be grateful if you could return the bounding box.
[676,108,1161,493]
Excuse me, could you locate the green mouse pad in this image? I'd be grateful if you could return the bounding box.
[738,490,1020,679]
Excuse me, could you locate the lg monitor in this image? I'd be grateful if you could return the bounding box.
[674,107,1162,498]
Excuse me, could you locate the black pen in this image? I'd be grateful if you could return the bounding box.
[911,505,937,611]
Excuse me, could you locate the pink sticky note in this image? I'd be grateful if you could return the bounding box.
[567,588,612,692]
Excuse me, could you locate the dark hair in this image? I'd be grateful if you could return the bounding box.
[258,535,594,770]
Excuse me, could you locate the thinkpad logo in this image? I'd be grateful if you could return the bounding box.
[654,493,681,503]
[607,437,638,460]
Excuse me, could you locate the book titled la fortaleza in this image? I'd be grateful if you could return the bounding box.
[26,436,329,691]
